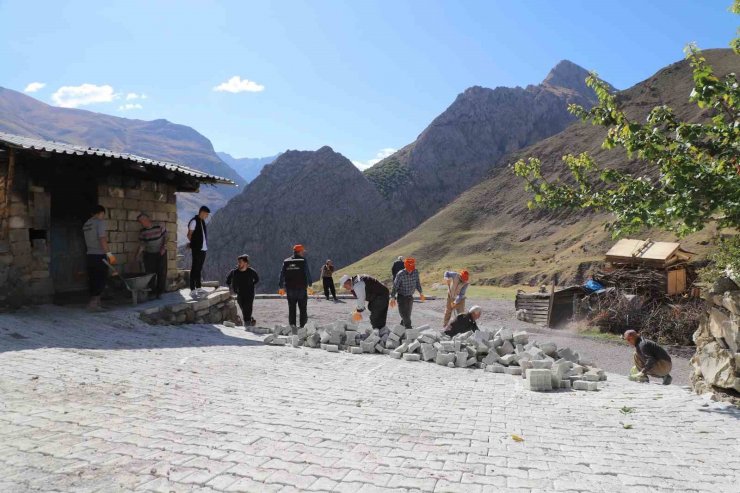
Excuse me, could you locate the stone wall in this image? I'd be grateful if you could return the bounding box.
[139,289,239,325]
[691,289,740,403]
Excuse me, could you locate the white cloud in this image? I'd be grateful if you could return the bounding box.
[51,83,117,108]
[213,76,265,93]
[118,103,143,111]
[125,92,147,100]
[24,82,46,93]
[352,148,397,170]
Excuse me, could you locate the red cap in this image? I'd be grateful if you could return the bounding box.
[460,270,469,282]
[293,244,305,253]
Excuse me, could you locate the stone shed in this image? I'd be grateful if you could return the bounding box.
[0,131,233,308]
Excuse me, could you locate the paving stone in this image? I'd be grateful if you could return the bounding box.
[350,347,364,355]
[402,353,420,362]
[389,351,402,360]
[573,380,598,391]
[504,366,522,375]
[525,369,553,391]
[324,345,339,353]
[512,331,529,345]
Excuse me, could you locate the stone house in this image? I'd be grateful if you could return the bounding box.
[0,131,233,308]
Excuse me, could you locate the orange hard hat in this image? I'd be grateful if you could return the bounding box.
[293,244,305,253]
[404,257,416,272]
[460,270,470,282]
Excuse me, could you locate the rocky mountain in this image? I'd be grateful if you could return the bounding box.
[340,49,738,288]
[0,87,245,241]
[217,152,280,183]
[364,60,609,230]
[204,147,399,291]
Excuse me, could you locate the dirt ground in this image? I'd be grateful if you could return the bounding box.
[246,295,693,386]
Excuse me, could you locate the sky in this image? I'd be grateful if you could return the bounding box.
[0,0,737,169]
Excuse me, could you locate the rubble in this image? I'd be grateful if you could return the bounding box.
[258,321,607,392]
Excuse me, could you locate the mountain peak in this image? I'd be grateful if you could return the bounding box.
[542,60,593,95]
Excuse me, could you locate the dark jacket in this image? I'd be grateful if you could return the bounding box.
[636,336,671,373]
[320,264,334,279]
[227,267,259,297]
[279,254,312,290]
[351,275,390,304]
[446,313,479,337]
[188,215,207,251]
[391,260,404,280]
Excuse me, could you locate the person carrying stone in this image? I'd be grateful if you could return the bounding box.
[187,205,210,299]
[444,305,482,337]
[390,257,424,329]
[82,205,116,311]
[443,269,470,326]
[623,329,673,385]
[320,259,338,301]
[226,254,259,326]
[136,213,168,299]
[339,274,390,329]
[278,244,312,328]
[391,256,404,280]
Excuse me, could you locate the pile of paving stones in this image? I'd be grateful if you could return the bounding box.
[258,321,607,392]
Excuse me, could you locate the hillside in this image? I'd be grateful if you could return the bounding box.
[339,49,738,290]
[217,151,280,183]
[364,60,609,231]
[0,87,245,240]
[203,147,401,292]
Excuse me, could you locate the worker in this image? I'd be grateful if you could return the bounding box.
[444,305,482,337]
[226,254,259,326]
[443,270,470,326]
[187,205,210,299]
[278,244,312,328]
[391,256,404,280]
[390,257,424,329]
[320,259,338,301]
[339,274,390,329]
[136,213,168,299]
[623,330,673,385]
[82,204,116,311]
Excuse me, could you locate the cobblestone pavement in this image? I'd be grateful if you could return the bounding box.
[1,303,738,492]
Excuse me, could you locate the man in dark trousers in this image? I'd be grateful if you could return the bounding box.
[278,244,312,328]
[320,259,337,301]
[226,254,259,326]
[82,205,116,311]
[339,274,390,329]
[187,205,210,299]
[444,306,482,337]
[391,256,404,280]
[623,329,673,385]
[136,213,168,299]
[390,257,424,329]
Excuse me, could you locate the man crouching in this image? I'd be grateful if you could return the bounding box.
[623,329,672,385]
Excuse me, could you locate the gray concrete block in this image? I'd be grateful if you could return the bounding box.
[374,343,385,353]
[499,354,518,366]
[485,363,506,373]
[390,351,402,359]
[504,366,522,375]
[435,352,455,366]
[420,343,437,361]
[573,380,598,391]
[385,339,400,350]
[539,342,558,357]
[513,331,529,345]
[526,369,553,391]
[389,333,401,343]
[557,347,580,363]
[395,342,409,354]
[403,353,421,362]
[482,353,501,365]
[391,324,406,336]
[466,357,477,367]
[405,328,421,341]
[273,337,288,346]
[455,351,468,367]
[560,379,572,389]
[447,362,456,368]
[408,340,421,353]
[496,340,515,356]
[263,334,275,344]
[325,344,339,352]
[440,341,455,352]
[350,346,364,354]
[496,327,513,341]
[532,360,553,370]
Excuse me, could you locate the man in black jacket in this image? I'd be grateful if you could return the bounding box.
[226,254,259,326]
[624,330,673,385]
[187,205,210,298]
[391,256,404,280]
[278,244,312,327]
[444,306,482,337]
[339,274,390,329]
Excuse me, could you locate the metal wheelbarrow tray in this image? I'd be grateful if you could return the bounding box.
[103,260,155,305]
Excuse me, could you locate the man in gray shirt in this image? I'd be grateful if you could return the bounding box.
[82,205,115,311]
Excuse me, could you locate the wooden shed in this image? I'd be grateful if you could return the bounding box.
[515,285,584,327]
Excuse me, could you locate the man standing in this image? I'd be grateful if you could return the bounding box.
[187,206,210,299]
[278,244,312,328]
[443,270,470,326]
[226,254,259,326]
[82,205,116,311]
[623,330,673,385]
[339,274,390,329]
[136,213,167,299]
[320,259,337,301]
[391,256,404,280]
[390,257,424,329]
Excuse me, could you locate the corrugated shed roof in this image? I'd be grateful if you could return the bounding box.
[0,131,235,185]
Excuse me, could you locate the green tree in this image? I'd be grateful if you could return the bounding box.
[514,1,739,238]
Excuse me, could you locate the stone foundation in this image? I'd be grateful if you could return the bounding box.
[139,288,239,325]
[691,288,740,405]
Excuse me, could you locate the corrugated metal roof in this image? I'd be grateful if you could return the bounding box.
[0,131,235,185]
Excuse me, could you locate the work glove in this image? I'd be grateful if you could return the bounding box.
[308,288,316,295]
[389,298,397,308]
[352,311,363,322]
[106,252,117,265]
[420,294,426,302]
[278,289,286,296]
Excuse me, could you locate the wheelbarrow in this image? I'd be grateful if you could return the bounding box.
[103,259,155,305]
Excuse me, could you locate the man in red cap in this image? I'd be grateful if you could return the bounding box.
[390,257,424,329]
[443,270,470,326]
[278,244,312,327]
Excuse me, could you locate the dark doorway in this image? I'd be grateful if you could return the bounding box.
[48,165,98,294]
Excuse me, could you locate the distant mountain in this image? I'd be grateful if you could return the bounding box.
[364,60,610,231]
[340,49,738,288]
[217,151,280,183]
[0,87,245,241]
[204,146,398,291]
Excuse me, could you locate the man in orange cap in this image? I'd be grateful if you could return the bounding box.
[278,244,312,327]
[443,270,470,326]
[390,257,424,329]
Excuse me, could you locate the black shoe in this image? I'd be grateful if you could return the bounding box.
[662,374,672,385]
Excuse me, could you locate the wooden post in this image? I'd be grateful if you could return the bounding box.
[546,281,556,327]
